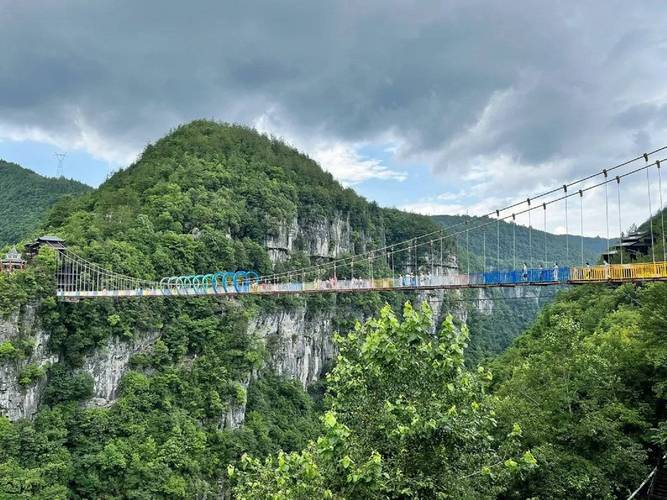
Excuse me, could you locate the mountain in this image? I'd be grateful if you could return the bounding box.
[0,121,458,498]
[0,160,90,247]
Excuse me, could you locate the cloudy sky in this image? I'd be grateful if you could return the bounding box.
[1,1,667,236]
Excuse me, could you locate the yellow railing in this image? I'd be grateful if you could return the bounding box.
[570,261,667,281]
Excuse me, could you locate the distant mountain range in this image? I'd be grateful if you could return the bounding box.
[0,160,90,247]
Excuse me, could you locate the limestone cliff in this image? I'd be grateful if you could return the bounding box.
[0,306,57,420]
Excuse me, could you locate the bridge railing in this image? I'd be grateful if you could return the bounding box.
[570,261,667,281]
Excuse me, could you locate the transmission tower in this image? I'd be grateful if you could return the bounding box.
[55,153,67,177]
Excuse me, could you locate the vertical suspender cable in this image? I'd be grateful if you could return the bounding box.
[644,154,656,263]
[483,229,486,273]
[413,239,417,275]
[512,214,516,269]
[543,203,547,266]
[440,237,443,275]
[564,185,569,265]
[604,169,610,260]
[527,198,532,268]
[616,176,623,266]
[496,210,500,270]
[369,253,373,285]
[430,241,434,276]
[466,221,470,275]
[657,160,666,261]
[579,190,584,267]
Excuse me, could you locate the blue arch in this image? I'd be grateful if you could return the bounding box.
[233,271,247,292]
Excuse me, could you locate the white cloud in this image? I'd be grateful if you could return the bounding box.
[311,143,406,185]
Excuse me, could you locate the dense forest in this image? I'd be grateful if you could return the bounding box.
[0,121,664,498]
[0,161,90,247]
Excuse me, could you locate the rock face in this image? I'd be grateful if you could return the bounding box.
[265,214,355,263]
[0,306,57,420]
[0,216,465,423]
[248,308,338,388]
[82,330,161,408]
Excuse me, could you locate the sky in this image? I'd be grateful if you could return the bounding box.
[1,1,667,237]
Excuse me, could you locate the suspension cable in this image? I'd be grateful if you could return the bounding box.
[496,210,500,269]
[616,176,623,265]
[645,154,656,263]
[604,169,610,260]
[543,203,547,266]
[658,160,666,261]
[528,198,533,268]
[512,214,516,269]
[563,184,570,266]
[259,151,667,283]
[579,189,584,266]
[483,229,486,273]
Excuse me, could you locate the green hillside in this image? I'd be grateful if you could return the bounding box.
[0,160,90,247]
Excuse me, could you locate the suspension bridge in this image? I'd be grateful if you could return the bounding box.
[52,148,667,301]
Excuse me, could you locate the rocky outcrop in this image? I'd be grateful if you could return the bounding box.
[265,213,355,263]
[0,306,57,420]
[248,308,337,387]
[83,330,161,408]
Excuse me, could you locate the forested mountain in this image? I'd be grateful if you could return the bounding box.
[0,160,90,247]
[0,121,453,497]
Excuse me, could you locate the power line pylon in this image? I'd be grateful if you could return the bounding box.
[55,153,67,177]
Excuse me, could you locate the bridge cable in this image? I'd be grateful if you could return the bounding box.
[512,214,516,269]
[564,185,569,265]
[496,210,500,270]
[644,154,656,263]
[483,228,486,273]
[527,199,533,268]
[258,150,667,284]
[616,176,623,265]
[466,221,470,275]
[604,169,610,261]
[156,155,667,292]
[579,189,584,267]
[440,237,444,276]
[430,240,434,276]
[543,203,548,266]
[658,160,666,261]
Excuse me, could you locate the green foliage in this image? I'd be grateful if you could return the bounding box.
[42,365,94,404]
[232,303,534,498]
[0,160,90,247]
[0,342,18,362]
[491,283,667,498]
[18,363,46,387]
[0,247,57,317]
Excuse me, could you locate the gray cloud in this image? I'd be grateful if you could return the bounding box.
[1,0,667,184]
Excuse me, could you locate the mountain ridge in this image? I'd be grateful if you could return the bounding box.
[0,160,90,247]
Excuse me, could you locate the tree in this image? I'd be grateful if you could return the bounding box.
[231,302,534,498]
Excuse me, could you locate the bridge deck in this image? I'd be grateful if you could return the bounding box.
[56,272,667,300]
